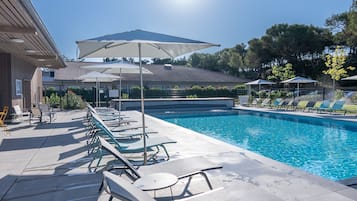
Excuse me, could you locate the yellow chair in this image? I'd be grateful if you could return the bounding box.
[0,106,10,135]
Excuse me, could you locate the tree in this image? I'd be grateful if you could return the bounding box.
[325,1,357,55]
[323,46,355,97]
[228,50,243,76]
[245,24,332,78]
[268,63,296,82]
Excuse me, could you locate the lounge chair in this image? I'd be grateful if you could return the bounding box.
[87,104,135,125]
[250,98,260,107]
[271,98,285,109]
[314,100,331,113]
[318,100,346,115]
[101,171,282,201]
[102,171,154,201]
[30,108,42,124]
[283,100,298,111]
[238,95,249,106]
[260,98,271,107]
[87,111,157,139]
[39,104,55,123]
[98,136,222,192]
[11,105,31,121]
[300,101,315,112]
[91,114,176,161]
[0,106,8,122]
[87,103,121,117]
[0,106,9,134]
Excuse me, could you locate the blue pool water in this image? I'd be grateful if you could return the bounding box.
[152,110,357,180]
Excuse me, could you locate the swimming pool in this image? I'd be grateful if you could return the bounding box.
[152,110,357,180]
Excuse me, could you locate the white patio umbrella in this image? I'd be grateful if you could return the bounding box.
[342,75,357,80]
[78,71,120,107]
[245,79,275,98]
[245,79,275,91]
[76,29,220,164]
[281,76,317,97]
[81,63,152,117]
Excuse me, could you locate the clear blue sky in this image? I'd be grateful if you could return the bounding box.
[32,0,352,59]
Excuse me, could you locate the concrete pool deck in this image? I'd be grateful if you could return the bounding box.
[0,109,356,200]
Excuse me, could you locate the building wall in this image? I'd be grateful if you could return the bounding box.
[0,53,12,110]
[0,54,43,113]
[31,68,43,107]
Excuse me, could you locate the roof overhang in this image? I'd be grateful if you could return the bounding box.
[0,0,65,68]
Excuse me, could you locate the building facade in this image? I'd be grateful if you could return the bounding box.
[0,0,65,113]
[43,61,249,91]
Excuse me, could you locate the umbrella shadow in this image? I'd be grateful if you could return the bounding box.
[0,173,102,201]
[0,133,79,152]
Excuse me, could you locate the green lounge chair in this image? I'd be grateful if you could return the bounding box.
[314,100,331,113]
[270,98,282,108]
[91,113,176,161]
[302,101,316,112]
[318,100,346,114]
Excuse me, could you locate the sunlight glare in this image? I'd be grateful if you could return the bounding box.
[171,0,196,7]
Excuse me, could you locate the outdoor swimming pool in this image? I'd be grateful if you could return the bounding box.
[152,110,357,181]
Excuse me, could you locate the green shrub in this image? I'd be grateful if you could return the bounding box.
[232,84,246,90]
[186,94,198,98]
[335,89,344,100]
[62,91,85,109]
[146,88,167,98]
[269,91,280,100]
[48,93,60,107]
[258,91,268,98]
[44,87,57,97]
[129,86,141,99]
[352,93,357,104]
[121,93,129,99]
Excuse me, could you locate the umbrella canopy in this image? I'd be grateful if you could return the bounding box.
[245,79,275,85]
[281,76,317,84]
[245,79,275,96]
[80,63,152,74]
[77,29,219,59]
[342,75,357,80]
[78,71,120,80]
[76,29,219,164]
[79,72,120,107]
[81,77,118,82]
[281,76,317,97]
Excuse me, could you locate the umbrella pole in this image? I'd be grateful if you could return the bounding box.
[139,43,147,164]
[297,83,300,97]
[98,81,101,107]
[118,68,122,123]
[96,78,98,107]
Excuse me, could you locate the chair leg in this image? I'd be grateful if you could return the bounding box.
[199,172,213,190]
[160,145,170,160]
[98,179,104,192]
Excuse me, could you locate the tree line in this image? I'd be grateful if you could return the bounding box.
[152,1,357,84]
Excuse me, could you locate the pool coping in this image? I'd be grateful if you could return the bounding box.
[233,105,357,123]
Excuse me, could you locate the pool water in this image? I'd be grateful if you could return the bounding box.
[152,110,357,180]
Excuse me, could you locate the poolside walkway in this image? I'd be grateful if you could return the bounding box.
[0,109,356,200]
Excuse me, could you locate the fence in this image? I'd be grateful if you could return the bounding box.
[44,86,356,107]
